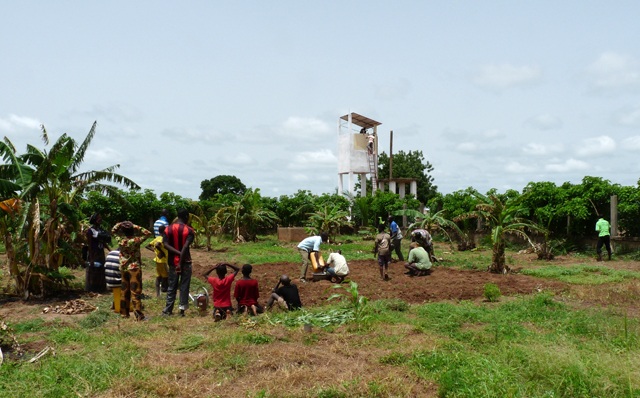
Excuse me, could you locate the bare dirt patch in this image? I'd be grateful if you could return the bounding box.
[188,255,568,309]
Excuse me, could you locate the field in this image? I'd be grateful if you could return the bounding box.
[1,236,640,398]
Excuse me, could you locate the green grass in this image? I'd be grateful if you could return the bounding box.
[2,292,639,397]
[521,264,640,284]
[3,237,640,397]
[387,293,640,397]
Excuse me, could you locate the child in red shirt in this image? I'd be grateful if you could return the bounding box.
[234,264,263,316]
[203,263,239,321]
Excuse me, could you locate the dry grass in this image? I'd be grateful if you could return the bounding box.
[92,319,440,398]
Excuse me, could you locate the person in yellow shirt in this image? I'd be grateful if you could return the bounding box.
[147,225,169,297]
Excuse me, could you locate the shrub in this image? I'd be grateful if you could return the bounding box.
[483,283,501,302]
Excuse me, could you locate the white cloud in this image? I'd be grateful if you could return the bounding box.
[525,114,563,130]
[456,142,477,152]
[86,147,125,164]
[522,142,564,156]
[587,52,640,93]
[287,149,336,170]
[621,136,640,150]
[222,152,252,165]
[474,64,542,89]
[0,114,41,132]
[505,161,535,173]
[280,117,331,139]
[575,135,616,157]
[545,158,589,172]
[9,114,41,130]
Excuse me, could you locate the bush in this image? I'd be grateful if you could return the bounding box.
[483,283,501,302]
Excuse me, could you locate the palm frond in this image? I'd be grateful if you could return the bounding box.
[71,121,97,173]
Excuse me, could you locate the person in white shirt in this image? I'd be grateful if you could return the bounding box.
[325,250,349,277]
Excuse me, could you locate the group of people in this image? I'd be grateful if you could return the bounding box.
[296,216,436,283]
[86,209,617,322]
[86,209,303,322]
[372,216,435,279]
[203,263,302,320]
[296,232,350,282]
[86,209,194,321]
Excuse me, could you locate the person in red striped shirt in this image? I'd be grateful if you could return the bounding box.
[162,208,195,317]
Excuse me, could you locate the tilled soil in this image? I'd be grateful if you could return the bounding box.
[190,258,568,308]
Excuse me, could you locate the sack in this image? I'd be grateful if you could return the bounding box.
[396,231,403,240]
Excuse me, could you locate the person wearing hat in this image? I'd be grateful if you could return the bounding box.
[112,220,152,320]
[266,275,302,311]
[404,242,432,276]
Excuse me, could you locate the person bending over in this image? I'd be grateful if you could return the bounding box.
[404,242,432,276]
[204,263,239,321]
[297,232,329,282]
[410,228,437,263]
[325,250,349,278]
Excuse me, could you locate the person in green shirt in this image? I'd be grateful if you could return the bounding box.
[404,242,432,276]
[595,217,612,261]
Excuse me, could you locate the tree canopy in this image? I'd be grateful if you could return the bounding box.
[377,150,437,204]
[200,175,247,200]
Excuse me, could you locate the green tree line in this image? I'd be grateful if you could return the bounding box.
[1,126,639,296]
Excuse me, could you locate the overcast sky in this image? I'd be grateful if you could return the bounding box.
[2,1,640,201]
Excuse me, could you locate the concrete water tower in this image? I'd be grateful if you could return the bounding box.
[337,112,381,197]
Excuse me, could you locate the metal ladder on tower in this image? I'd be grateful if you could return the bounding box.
[368,152,377,192]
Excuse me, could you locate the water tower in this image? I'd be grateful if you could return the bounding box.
[337,112,381,197]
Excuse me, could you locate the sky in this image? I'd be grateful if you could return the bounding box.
[2,1,640,201]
